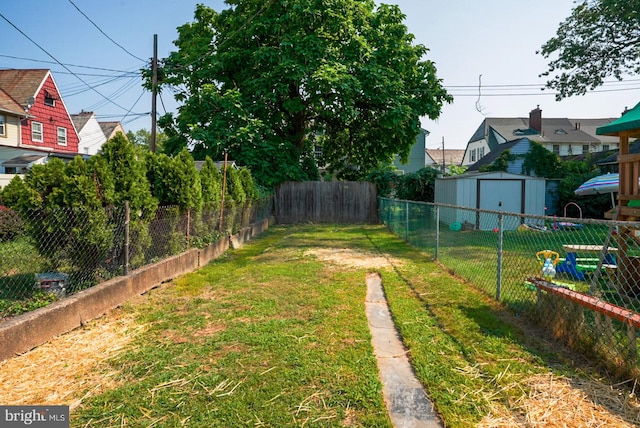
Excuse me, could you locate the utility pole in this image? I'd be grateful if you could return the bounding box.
[441,137,446,174]
[150,34,158,153]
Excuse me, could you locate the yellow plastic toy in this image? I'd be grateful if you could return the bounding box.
[536,250,560,280]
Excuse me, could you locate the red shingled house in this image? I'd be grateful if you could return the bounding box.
[0,69,81,184]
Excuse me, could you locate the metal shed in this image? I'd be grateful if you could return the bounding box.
[435,171,546,231]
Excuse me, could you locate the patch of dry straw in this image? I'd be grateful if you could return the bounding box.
[0,310,143,410]
[479,373,640,427]
[305,248,403,269]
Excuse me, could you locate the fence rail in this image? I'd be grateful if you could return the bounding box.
[0,197,273,318]
[379,197,640,379]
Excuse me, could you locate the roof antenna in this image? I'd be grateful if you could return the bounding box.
[475,74,486,115]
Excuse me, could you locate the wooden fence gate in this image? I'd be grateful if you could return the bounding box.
[275,181,378,224]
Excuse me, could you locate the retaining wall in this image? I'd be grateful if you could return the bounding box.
[0,217,273,361]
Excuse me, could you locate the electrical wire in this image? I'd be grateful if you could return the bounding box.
[0,11,131,112]
[0,54,139,75]
[67,0,146,63]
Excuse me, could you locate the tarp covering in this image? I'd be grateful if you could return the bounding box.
[596,101,640,137]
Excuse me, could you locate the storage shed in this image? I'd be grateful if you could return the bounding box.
[435,171,546,231]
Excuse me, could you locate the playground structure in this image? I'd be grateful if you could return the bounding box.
[597,102,640,297]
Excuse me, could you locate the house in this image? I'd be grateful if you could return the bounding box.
[0,69,81,185]
[99,121,127,142]
[425,149,465,173]
[462,106,620,166]
[71,111,107,156]
[465,137,532,174]
[393,128,430,173]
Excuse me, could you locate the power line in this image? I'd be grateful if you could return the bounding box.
[0,54,141,74]
[67,0,146,63]
[121,90,147,123]
[0,11,131,112]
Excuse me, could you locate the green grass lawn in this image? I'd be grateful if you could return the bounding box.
[69,224,634,427]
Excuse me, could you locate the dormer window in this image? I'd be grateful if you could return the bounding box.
[554,129,568,135]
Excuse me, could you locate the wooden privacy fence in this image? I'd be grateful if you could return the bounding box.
[275,181,378,224]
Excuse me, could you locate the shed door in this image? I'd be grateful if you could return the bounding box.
[478,179,523,230]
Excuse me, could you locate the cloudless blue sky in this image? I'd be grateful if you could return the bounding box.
[1,1,638,149]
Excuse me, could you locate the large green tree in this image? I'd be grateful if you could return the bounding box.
[155,0,451,187]
[539,0,640,99]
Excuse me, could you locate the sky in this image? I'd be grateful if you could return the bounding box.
[1,0,638,150]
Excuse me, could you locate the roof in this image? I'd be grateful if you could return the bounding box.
[466,138,525,172]
[596,140,640,166]
[426,149,465,166]
[0,154,47,167]
[0,87,27,116]
[0,69,50,110]
[99,121,124,139]
[70,111,95,132]
[597,101,640,138]
[470,117,619,145]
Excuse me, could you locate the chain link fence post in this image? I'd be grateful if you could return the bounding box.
[496,212,503,301]
[405,200,409,242]
[435,204,440,261]
[124,201,130,276]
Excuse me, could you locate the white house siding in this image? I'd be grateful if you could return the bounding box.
[0,173,23,188]
[77,115,107,156]
[463,139,488,166]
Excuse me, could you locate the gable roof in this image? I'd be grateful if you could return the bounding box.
[0,69,50,110]
[99,121,125,139]
[70,111,95,132]
[466,138,526,172]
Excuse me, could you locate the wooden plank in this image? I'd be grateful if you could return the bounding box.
[527,277,640,329]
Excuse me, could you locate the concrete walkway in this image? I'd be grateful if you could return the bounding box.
[365,272,443,428]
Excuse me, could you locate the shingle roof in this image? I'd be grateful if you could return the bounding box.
[0,87,27,116]
[70,111,94,132]
[470,117,619,145]
[0,69,49,109]
[426,149,465,166]
[466,138,524,172]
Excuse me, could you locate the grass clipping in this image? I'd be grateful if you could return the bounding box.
[480,373,640,427]
[0,310,143,410]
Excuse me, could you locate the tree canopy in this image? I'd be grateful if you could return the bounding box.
[155,0,451,187]
[539,0,640,100]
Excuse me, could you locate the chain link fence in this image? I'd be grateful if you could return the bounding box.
[379,197,640,378]
[0,197,273,318]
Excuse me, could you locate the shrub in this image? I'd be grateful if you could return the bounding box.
[0,206,23,242]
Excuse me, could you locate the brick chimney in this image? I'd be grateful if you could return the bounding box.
[529,105,542,133]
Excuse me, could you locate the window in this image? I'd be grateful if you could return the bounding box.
[32,121,43,142]
[470,148,476,162]
[582,144,589,154]
[0,115,5,136]
[57,127,67,146]
[478,147,485,159]
[603,144,610,152]
[44,92,56,107]
[552,144,560,155]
